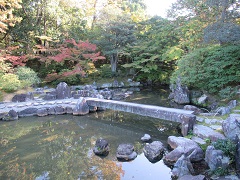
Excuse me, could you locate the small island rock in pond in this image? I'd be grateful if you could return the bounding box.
[116,144,137,161]
[73,97,89,116]
[93,139,110,156]
[141,134,151,142]
[143,141,164,163]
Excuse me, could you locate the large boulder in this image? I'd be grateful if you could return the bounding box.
[93,139,109,156]
[205,145,230,171]
[169,77,190,105]
[193,124,226,142]
[116,144,137,161]
[12,92,34,102]
[184,105,203,115]
[164,136,204,165]
[222,114,240,140]
[180,114,196,137]
[73,97,89,116]
[143,141,164,163]
[2,109,18,121]
[171,154,194,179]
[56,82,71,99]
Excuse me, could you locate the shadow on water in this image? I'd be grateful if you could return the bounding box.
[0,87,180,180]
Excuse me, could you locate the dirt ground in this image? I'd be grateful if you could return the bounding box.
[1,87,34,102]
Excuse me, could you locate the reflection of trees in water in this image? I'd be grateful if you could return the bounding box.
[0,120,124,179]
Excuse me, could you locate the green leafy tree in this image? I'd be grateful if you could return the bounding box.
[0,0,22,34]
[122,17,181,83]
[171,45,240,95]
[94,6,136,73]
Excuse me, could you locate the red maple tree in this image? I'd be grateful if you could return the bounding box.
[43,39,105,82]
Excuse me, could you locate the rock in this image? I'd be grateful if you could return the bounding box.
[73,97,89,116]
[54,106,66,115]
[184,105,203,115]
[171,154,194,179]
[116,144,137,161]
[93,139,109,156]
[170,77,190,105]
[99,89,113,100]
[89,106,97,112]
[196,117,205,123]
[37,108,48,117]
[205,118,223,125]
[193,124,226,142]
[2,109,18,121]
[100,83,113,89]
[205,145,230,171]
[56,82,71,99]
[43,94,56,101]
[180,114,196,136]
[164,136,204,164]
[197,94,208,105]
[216,106,231,116]
[143,141,164,163]
[222,114,240,140]
[18,108,38,117]
[12,93,34,102]
[141,134,151,142]
[191,136,206,145]
[48,107,56,115]
[228,100,237,109]
[178,174,206,180]
[66,106,73,114]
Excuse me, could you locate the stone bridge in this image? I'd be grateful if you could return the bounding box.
[86,98,196,136]
[0,97,196,136]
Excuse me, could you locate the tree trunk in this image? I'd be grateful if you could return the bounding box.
[110,53,118,73]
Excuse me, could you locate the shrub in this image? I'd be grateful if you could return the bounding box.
[0,74,21,92]
[171,45,240,95]
[16,66,40,87]
[99,64,113,78]
[213,139,236,163]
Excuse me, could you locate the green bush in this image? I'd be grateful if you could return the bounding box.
[16,66,40,87]
[99,64,113,78]
[171,45,240,95]
[0,74,21,92]
[213,139,236,163]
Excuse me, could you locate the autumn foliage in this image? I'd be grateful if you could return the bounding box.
[43,39,105,82]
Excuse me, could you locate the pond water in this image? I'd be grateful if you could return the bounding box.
[0,87,180,180]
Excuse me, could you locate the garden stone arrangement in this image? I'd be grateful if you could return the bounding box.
[1,81,240,179]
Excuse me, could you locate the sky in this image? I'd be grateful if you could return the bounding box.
[144,0,177,17]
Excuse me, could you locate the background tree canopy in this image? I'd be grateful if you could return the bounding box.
[0,0,240,98]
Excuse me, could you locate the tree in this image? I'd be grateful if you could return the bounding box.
[94,6,136,73]
[42,39,105,83]
[204,0,240,44]
[122,16,181,83]
[0,0,22,34]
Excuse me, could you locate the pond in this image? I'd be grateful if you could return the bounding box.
[0,87,180,180]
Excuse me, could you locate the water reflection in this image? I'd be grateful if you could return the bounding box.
[0,87,180,179]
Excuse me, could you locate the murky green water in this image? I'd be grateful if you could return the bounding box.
[0,87,180,180]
